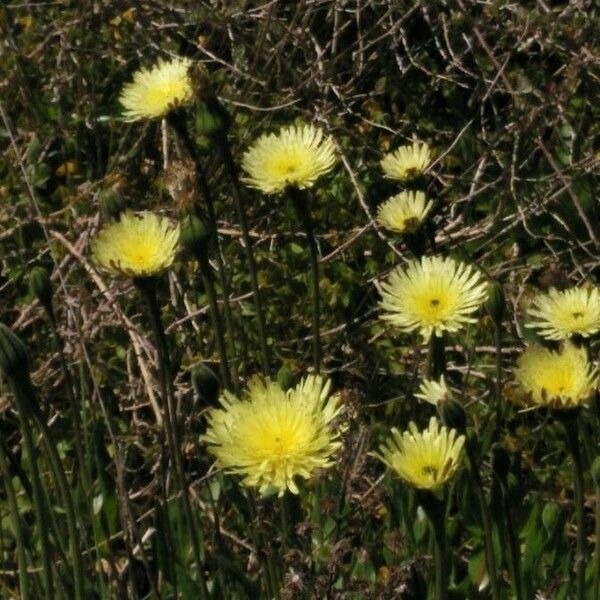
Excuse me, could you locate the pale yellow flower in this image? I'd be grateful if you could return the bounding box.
[119,57,193,121]
[378,417,464,490]
[241,124,336,194]
[202,375,343,496]
[514,341,598,409]
[91,211,180,277]
[380,141,431,181]
[526,287,600,340]
[377,191,432,234]
[378,255,488,340]
[415,375,452,406]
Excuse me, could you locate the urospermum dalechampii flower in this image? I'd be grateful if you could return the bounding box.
[240,124,336,194]
[378,255,488,340]
[119,57,194,121]
[202,375,343,496]
[377,190,432,234]
[380,141,431,181]
[378,417,464,490]
[415,375,452,406]
[514,341,598,410]
[526,287,600,341]
[91,211,180,278]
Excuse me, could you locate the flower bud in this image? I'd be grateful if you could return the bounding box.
[541,502,562,537]
[439,398,466,434]
[485,281,505,324]
[0,324,30,381]
[195,97,230,139]
[490,443,510,481]
[99,188,126,220]
[276,366,294,391]
[191,364,220,405]
[28,266,54,318]
[180,215,212,257]
[591,456,600,488]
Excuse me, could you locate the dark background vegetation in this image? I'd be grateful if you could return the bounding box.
[1,1,600,598]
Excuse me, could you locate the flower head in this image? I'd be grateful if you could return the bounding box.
[378,417,464,490]
[415,375,452,406]
[202,375,343,496]
[526,287,600,340]
[514,341,598,409]
[119,57,193,121]
[91,211,180,278]
[241,124,336,194]
[378,255,488,340]
[381,141,431,181]
[377,191,432,234]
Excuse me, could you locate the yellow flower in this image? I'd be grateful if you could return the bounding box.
[91,211,180,277]
[378,255,488,340]
[241,124,336,194]
[415,375,452,406]
[514,341,598,409]
[119,57,193,121]
[378,417,464,490]
[202,375,343,496]
[526,287,600,340]
[377,191,432,234]
[380,141,431,181]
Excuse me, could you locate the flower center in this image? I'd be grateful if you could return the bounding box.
[421,464,439,480]
[572,311,583,319]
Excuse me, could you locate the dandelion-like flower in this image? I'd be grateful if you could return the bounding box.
[378,417,464,490]
[380,141,431,181]
[202,375,343,496]
[377,191,432,234]
[119,57,193,121]
[241,124,336,194]
[514,341,598,409]
[91,211,180,278]
[378,255,488,340]
[526,287,600,340]
[415,375,452,406]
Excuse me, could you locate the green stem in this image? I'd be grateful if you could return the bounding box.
[18,380,86,600]
[420,492,447,600]
[215,136,271,374]
[493,324,503,436]
[562,412,587,600]
[594,482,600,599]
[288,187,321,373]
[427,334,446,380]
[0,440,30,600]
[500,482,523,600]
[11,383,55,598]
[465,438,501,600]
[136,278,210,600]
[198,253,233,391]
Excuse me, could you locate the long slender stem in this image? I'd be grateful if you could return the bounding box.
[11,385,54,598]
[198,253,233,391]
[288,187,321,373]
[421,492,447,600]
[562,413,587,600]
[594,481,600,599]
[500,483,523,600]
[0,440,30,600]
[465,439,501,600]
[427,334,446,380]
[215,136,271,374]
[493,324,503,436]
[137,279,210,600]
[18,380,86,600]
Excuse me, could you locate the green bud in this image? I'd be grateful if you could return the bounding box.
[0,324,30,381]
[195,97,230,139]
[276,366,295,391]
[28,266,54,318]
[439,398,466,433]
[485,281,505,324]
[541,502,562,537]
[490,443,510,481]
[99,188,126,220]
[191,364,220,405]
[591,456,600,487]
[180,215,212,257]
